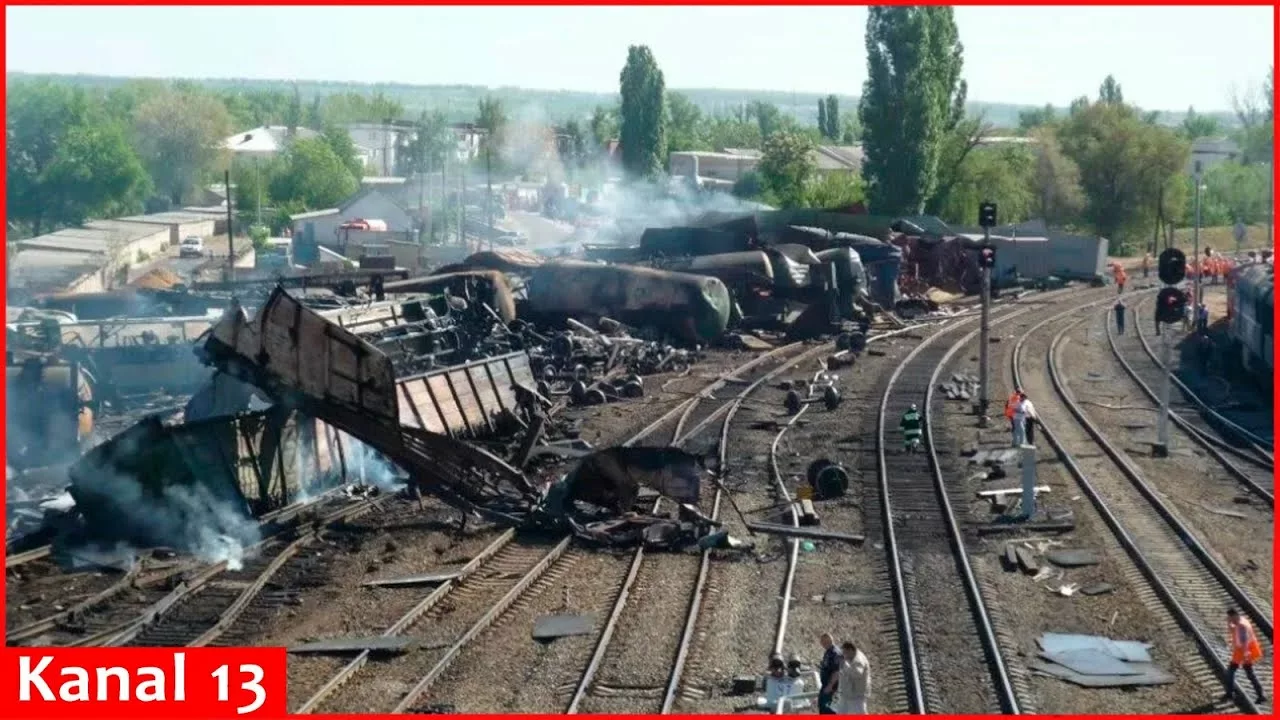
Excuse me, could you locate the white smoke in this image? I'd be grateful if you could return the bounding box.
[70,427,262,571]
[344,437,407,493]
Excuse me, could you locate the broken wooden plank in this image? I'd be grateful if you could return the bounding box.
[361,570,462,588]
[1002,544,1019,572]
[1014,546,1039,575]
[745,521,864,544]
[799,499,820,526]
[513,414,547,470]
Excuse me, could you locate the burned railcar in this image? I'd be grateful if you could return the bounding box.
[6,357,96,471]
[525,260,733,346]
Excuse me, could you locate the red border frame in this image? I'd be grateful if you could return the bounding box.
[1,2,1276,718]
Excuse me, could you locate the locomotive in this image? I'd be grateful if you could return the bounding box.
[1226,260,1274,391]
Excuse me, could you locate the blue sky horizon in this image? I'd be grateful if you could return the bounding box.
[6,5,1274,113]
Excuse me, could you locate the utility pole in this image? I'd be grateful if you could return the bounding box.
[459,161,466,247]
[976,202,998,427]
[1268,150,1274,249]
[1192,161,1202,308]
[225,169,235,282]
[485,129,494,252]
[441,149,449,245]
[1153,249,1187,458]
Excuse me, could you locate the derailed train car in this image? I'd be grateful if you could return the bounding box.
[526,260,733,345]
[6,358,96,471]
[1227,261,1274,387]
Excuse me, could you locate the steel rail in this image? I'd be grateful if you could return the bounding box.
[1012,301,1263,715]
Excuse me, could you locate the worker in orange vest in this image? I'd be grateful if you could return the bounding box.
[1224,608,1266,704]
[1112,264,1127,294]
[1003,388,1021,436]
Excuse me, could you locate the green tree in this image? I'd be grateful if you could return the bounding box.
[1017,104,1057,132]
[1231,67,1274,165]
[476,95,508,173]
[7,82,149,235]
[859,6,967,215]
[749,101,784,140]
[403,110,453,176]
[321,124,364,179]
[1027,126,1084,227]
[817,100,828,140]
[285,84,302,135]
[306,95,324,130]
[1190,161,1271,227]
[1180,106,1220,139]
[666,92,705,154]
[824,95,840,140]
[561,119,589,173]
[705,115,763,150]
[757,130,816,207]
[1098,75,1124,106]
[1058,93,1190,250]
[806,172,865,209]
[588,105,618,152]
[132,88,233,205]
[618,45,667,179]
[933,145,1035,227]
[268,137,358,210]
[839,114,860,144]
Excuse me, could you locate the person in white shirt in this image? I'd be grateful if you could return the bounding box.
[1012,392,1037,447]
[760,654,810,711]
[833,641,870,714]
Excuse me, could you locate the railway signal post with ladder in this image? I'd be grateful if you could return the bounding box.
[1153,247,1189,458]
[975,201,998,427]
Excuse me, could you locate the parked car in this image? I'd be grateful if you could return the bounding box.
[179,236,204,258]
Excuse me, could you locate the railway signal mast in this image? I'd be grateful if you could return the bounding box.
[976,201,998,427]
[1153,247,1188,458]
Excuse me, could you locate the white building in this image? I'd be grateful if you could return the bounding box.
[1189,137,1241,175]
[222,125,321,159]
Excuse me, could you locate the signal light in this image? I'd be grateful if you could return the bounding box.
[977,245,996,269]
[1155,287,1187,324]
[978,202,998,229]
[1158,248,1186,285]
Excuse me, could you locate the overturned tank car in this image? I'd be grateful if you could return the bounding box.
[525,260,733,346]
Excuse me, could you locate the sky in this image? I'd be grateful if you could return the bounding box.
[5,5,1274,112]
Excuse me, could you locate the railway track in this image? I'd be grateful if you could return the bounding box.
[1115,294,1274,487]
[290,341,818,714]
[1015,302,1272,715]
[875,309,1035,715]
[1131,292,1274,460]
[7,490,384,647]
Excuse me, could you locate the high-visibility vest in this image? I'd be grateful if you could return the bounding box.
[1004,393,1019,420]
[1230,619,1264,665]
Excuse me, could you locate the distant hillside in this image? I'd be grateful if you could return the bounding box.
[7,72,1241,130]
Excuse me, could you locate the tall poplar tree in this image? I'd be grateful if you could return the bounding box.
[618,45,667,179]
[858,6,967,215]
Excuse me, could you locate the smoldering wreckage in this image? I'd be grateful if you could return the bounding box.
[6,208,1106,565]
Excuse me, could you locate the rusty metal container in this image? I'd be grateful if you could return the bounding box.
[527,260,732,345]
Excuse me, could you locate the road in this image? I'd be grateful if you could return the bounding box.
[499,211,575,250]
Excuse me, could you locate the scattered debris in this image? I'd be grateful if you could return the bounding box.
[1031,633,1173,688]
[1045,549,1102,568]
[532,613,595,642]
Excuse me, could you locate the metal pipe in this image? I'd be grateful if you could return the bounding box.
[1154,325,1173,457]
